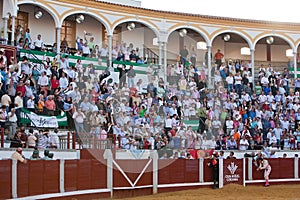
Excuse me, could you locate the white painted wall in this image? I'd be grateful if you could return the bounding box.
[76,15,103,46]
[121,27,144,51]
[20,5,55,45]
[271,44,291,62]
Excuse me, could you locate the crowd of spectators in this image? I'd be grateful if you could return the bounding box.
[1,30,300,159]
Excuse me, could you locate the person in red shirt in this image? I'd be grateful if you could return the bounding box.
[214,49,224,67]
[45,95,56,115]
[50,75,59,94]
[16,80,26,97]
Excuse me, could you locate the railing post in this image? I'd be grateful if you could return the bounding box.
[1,128,4,148]
[295,157,299,179]
[199,158,204,183]
[93,134,97,149]
[12,159,17,198]
[67,132,70,149]
[248,158,253,180]
[243,158,246,187]
[60,159,65,193]
[150,151,158,194]
[219,158,224,188]
[104,149,113,197]
[72,132,76,149]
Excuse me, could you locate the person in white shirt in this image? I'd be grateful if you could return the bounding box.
[234,72,242,93]
[26,95,35,109]
[82,42,91,57]
[37,72,49,97]
[226,73,234,91]
[49,129,60,149]
[121,134,133,150]
[59,73,69,90]
[7,108,17,140]
[239,135,249,150]
[33,34,44,51]
[72,108,86,133]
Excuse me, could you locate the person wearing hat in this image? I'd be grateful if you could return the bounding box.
[207,152,219,189]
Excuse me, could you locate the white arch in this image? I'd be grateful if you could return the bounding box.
[295,42,300,53]
[111,18,159,39]
[210,30,253,49]
[60,11,112,35]
[167,25,210,44]
[17,1,59,28]
[253,34,295,51]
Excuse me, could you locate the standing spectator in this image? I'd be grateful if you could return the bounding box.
[49,129,60,149]
[0,105,7,128]
[7,108,17,140]
[33,34,44,51]
[179,46,189,67]
[1,93,11,111]
[214,49,224,67]
[24,28,32,45]
[37,72,49,98]
[239,135,249,150]
[127,65,136,88]
[72,108,86,133]
[117,65,128,88]
[37,130,50,149]
[27,129,37,148]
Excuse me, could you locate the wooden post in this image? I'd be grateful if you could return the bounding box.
[72,132,76,149]
[1,128,4,148]
[67,132,70,149]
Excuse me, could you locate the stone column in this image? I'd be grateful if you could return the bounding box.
[108,34,113,70]
[2,17,8,44]
[11,16,16,45]
[251,49,255,90]
[56,27,61,55]
[163,42,167,83]
[207,45,212,88]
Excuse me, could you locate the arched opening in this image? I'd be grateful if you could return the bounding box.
[60,13,108,56]
[12,4,56,48]
[254,36,293,83]
[167,28,208,67]
[211,32,251,70]
[111,21,159,65]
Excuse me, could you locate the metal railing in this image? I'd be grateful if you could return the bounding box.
[143,44,159,64]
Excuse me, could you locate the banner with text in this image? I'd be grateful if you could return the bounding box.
[223,159,244,185]
[21,108,67,128]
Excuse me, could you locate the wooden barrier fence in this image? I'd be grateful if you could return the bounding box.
[0,150,299,199]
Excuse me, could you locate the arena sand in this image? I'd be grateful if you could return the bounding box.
[115,184,300,200]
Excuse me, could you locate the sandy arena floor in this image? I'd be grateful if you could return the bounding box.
[120,184,300,200]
